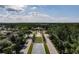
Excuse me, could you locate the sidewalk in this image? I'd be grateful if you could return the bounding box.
[44,34,58,54]
[32,43,45,54]
[32,32,45,54]
[20,39,32,54]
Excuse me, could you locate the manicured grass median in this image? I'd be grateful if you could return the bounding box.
[44,43,50,54]
[27,43,33,54]
[35,37,43,43]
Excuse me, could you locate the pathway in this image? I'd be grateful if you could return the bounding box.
[32,43,45,54]
[20,39,32,54]
[32,31,45,54]
[44,32,58,54]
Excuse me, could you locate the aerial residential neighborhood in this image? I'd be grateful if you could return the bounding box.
[0,5,79,54]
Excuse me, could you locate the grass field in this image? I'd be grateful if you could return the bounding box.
[35,37,43,43]
[27,43,33,54]
[44,43,50,54]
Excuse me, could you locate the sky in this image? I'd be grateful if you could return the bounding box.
[0,5,79,23]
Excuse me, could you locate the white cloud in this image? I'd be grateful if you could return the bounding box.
[0,5,26,12]
[0,12,79,23]
[6,5,26,11]
[28,12,51,18]
[31,7,37,10]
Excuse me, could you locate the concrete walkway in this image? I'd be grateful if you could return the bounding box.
[32,43,45,54]
[20,39,32,54]
[44,33,58,54]
[32,31,45,54]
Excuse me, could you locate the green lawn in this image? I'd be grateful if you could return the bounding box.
[27,43,33,54]
[35,37,43,43]
[44,43,50,54]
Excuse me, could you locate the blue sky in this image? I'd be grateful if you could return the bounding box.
[0,5,79,17]
[34,5,79,17]
[0,5,79,23]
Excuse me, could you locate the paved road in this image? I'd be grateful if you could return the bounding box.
[44,33,58,54]
[32,43,45,54]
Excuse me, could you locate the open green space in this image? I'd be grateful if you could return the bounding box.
[27,43,33,54]
[44,43,50,54]
[35,37,43,43]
